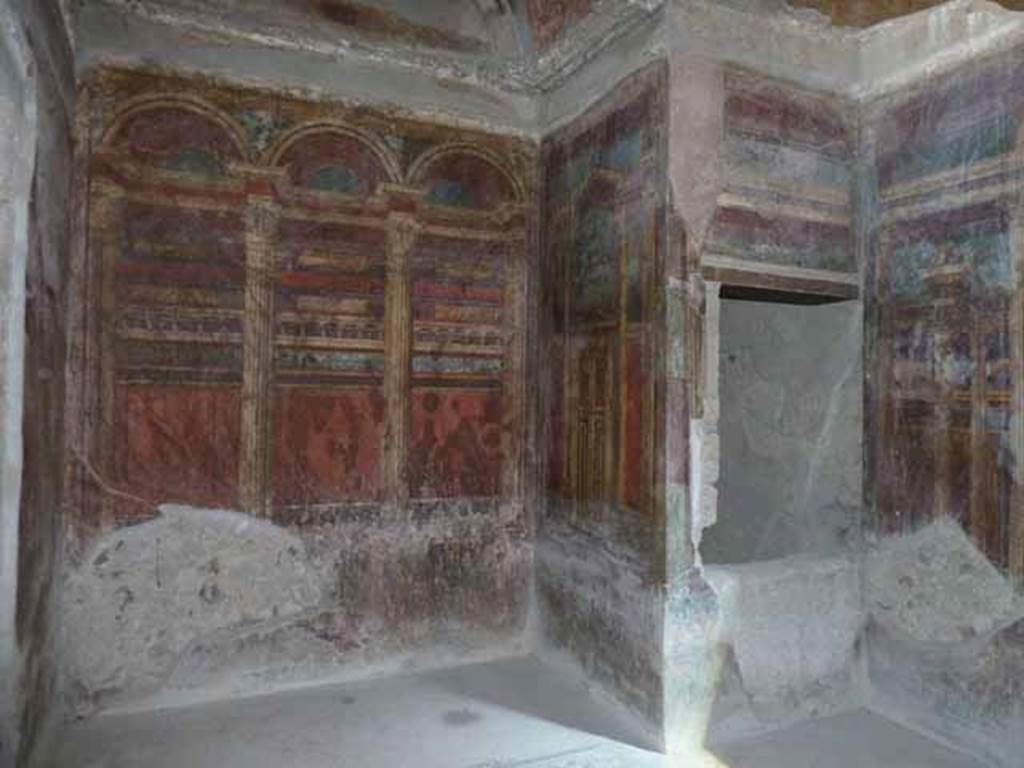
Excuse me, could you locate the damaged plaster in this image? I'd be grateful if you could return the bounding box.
[866,518,1024,645]
[62,506,322,712]
[866,519,1024,766]
[62,501,532,715]
[705,555,863,740]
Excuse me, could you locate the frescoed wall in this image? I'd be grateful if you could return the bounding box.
[863,48,1024,767]
[868,58,1024,583]
[703,68,857,299]
[62,66,535,712]
[538,61,667,728]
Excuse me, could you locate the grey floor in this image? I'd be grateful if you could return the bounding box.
[52,656,987,768]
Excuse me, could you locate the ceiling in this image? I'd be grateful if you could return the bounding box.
[789,0,1024,27]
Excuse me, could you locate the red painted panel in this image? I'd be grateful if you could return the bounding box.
[113,384,241,510]
[273,387,384,506]
[409,388,503,498]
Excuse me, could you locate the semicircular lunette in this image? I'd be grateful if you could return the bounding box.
[413,148,520,211]
[272,128,396,196]
[105,102,246,177]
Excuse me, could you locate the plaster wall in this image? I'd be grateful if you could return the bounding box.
[0,11,34,764]
[45,1,1024,762]
[858,35,1024,766]
[0,1,75,766]
[74,3,539,138]
[704,299,862,564]
[60,65,536,716]
[538,60,668,737]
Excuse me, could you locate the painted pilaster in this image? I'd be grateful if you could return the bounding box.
[503,228,527,503]
[1009,210,1024,585]
[382,212,418,508]
[239,196,278,516]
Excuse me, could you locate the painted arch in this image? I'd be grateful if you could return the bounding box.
[409,144,522,210]
[101,95,248,176]
[267,123,400,196]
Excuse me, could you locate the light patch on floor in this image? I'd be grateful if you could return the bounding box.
[53,658,985,768]
[710,709,990,768]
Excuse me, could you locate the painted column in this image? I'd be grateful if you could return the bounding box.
[502,225,527,503]
[239,196,279,517]
[382,212,419,508]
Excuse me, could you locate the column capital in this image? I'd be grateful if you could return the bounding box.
[245,196,280,235]
[386,212,420,261]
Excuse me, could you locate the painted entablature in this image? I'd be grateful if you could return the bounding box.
[704,67,858,301]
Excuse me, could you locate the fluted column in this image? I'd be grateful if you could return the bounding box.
[239,197,279,516]
[382,213,419,508]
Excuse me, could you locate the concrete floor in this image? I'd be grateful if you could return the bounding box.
[52,656,987,768]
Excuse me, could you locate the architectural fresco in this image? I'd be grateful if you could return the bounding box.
[72,66,532,530]
[863,53,1024,765]
[539,61,667,726]
[870,58,1024,582]
[58,65,536,712]
[542,62,665,518]
[704,69,856,291]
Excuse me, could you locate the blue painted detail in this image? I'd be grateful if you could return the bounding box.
[309,165,364,194]
[888,114,1018,186]
[164,147,224,177]
[427,179,475,208]
[572,207,620,320]
[412,356,503,375]
[275,349,384,372]
[890,240,938,298]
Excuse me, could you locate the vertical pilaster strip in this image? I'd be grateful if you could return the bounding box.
[502,234,527,502]
[1009,212,1024,584]
[968,313,986,546]
[616,202,629,512]
[875,228,896,532]
[383,212,418,509]
[239,197,278,517]
[564,202,577,518]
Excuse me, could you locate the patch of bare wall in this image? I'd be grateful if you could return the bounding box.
[701,299,865,740]
[706,300,862,564]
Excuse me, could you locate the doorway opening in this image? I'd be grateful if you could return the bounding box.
[701,288,862,565]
